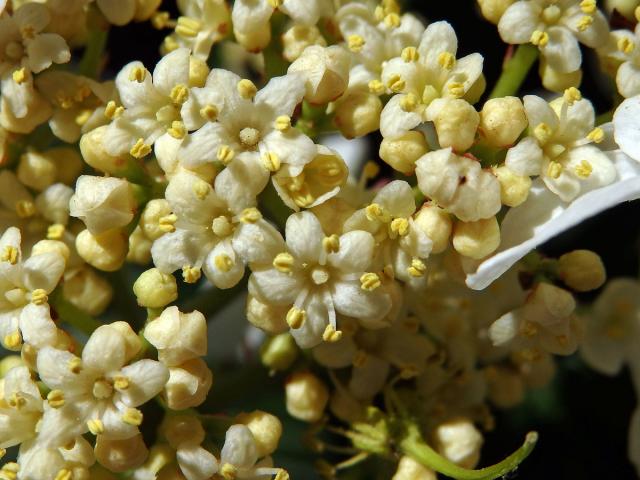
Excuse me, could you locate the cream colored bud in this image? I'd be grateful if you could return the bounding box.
[235,410,283,457]
[435,418,483,469]
[334,92,382,138]
[282,25,327,62]
[477,0,515,23]
[285,371,329,422]
[485,366,525,408]
[95,434,149,473]
[161,415,206,448]
[329,388,364,424]
[480,97,527,147]
[260,333,298,372]
[604,0,639,19]
[234,23,271,52]
[45,147,83,185]
[392,456,437,480]
[427,99,479,152]
[288,45,350,104]
[127,226,152,265]
[379,130,429,175]
[558,250,606,292]
[539,61,582,93]
[164,358,213,410]
[493,165,531,207]
[246,294,289,334]
[79,126,129,174]
[109,321,142,360]
[31,239,70,262]
[453,217,500,260]
[76,229,128,272]
[63,266,113,316]
[141,199,172,240]
[530,282,576,318]
[413,204,453,254]
[17,151,56,191]
[189,57,210,88]
[133,268,178,308]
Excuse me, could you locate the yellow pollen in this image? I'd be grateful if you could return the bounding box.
[576,15,593,31]
[636,5,640,22]
[12,68,26,84]
[563,86,582,105]
[159,213,178,233]
[366,203,391,222]
[237,79,257,100]
[587,127,604,143]
[617,37,635,54]
[530,30,549,47]
[438,51,456,70]
[240,207,262,223]
[407,258,426,277]
[374,5,385,21]
[546,160,563,179]
[104,100,124,119]
[363,161,380,179]
[217,145,235,165]
[53,469,72,480]
[212,216,234,237]
[175,16,202,37]
[1,463,19,480]
[87,418,105,435]
[447,82,465,98]
[214,254,234,272]
[274,470,290,480]
[47,224,65,241]
[387,74,405,93]
[389,217,410,237]
[8,393,26,409]
[192,180,210,200]
[167,120,186,139]
[130,138,152,158]
[30,289,48,305]
[384,12,401,28]
[322,325,343,342]
[68,357,83,374]
[274,115,291,131]
[15,200,35,218]
[533,122,553,144]
[200,104,219,121]
[401,46,419,62]
[122,407,143,426]
[400,93,419,112]
[262,152,281,172]
[322,234,340,254]
[267,0,284,7]
[273,252,295,273]
[347,34,366,53]
[220,463,238,480]
[170,84,189,105]
[182,265,202,283]
[2,331,21,349]
[580,0,596,13]
[574,159,592,178]
[368,79,385,95]
[164,36,180,52]
[128,66,147,83]
[75,109,92,126]
[1,246,18,264]
[151,11,171,29]
[47,390,65,408]
[286,307,306,329]
[360,272,381,291]
[114,376,130,390]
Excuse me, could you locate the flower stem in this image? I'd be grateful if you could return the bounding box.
[79,25,109,79]
[400,422,538,480]
[50,289,102,336]
[488,44,539,99]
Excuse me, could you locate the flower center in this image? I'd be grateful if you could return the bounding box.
[311,266,330,285]
[541,5,561,24]
[239,127,260,147]
[93,378,113,399]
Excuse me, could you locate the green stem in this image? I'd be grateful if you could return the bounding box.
[400,423,538,480]
[50,289,102,336]
[79,26,109,79]
[489,44,539,99]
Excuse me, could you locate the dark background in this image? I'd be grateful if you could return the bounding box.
[103,1,640,478]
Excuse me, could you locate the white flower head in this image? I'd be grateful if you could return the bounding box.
[0,366,43,448]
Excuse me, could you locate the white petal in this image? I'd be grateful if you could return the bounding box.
[580,324,626,375]
[418,21,458,68]
[153,48,191,97]
[523,95,558,132]
[290,293,327,348]
[101,403,140,439]
[179,122,233,167]
[231,0,272,33]
[327,230,374,273]
[19,303,57,348]
[202,240,245,289]
[497,2,540,44]
[249,268,302,305]
[379,94,423,138]
[331,279,392,321]
[285,211,323,262]
[117,360,169,407]
[614,96,640,161]
[220,424,259,467]
[232,220,285,264]
[542,26,581,74]
[26,33,70,72]
[151,229,215,274]
[373,180,416,217]
[214,152,269,210]
[22,252,65,293]
[36,347,82,390]
[255,73,306,116]
[116,61,163,110]
[260,129,316,169]
[82,325,127,372]
[616,61,640,99]
[505,137,544,176]
[177,444,219,480]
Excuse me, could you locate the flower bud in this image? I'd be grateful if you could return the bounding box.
[392,456,437,480]
[329,388,365,424]
[334,92,382,139]
[141,199,173,241]
[260,333,298,372]
[1,90,52,134]
[493,165,531,207]
[31,239,70,262]
[413,203,453,254]
[234,22,271,52]
[426,98,479,152]
[379,131,429,175]
[453,217,500,260]
[17,151,57,191]
[604,0,639,19]
[45,147,83,185]
[63,266,113,316]
[145,306,207,366]
[558,250,606,292]
[539,61,582,93]
[164,358,213,410]
[282,25,327,62]
[285,371,329,422]
[35,183,74,225]
[485,366,524,408]
[246,294,289,334]
[235,410,283,457]
[133,268,178,309]
[80,126,130,174]
[288,45,350,104]
[76,228,128,272]
[434,418,484,469]
[161,415,206,448]
[95,434,149,473]
[70,176,135,235]
[127,226,152,264]
[480,97,527,148]
[477,0,515,23]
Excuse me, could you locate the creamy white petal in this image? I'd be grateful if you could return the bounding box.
[19,303,57,348]
[614,96,640,162]
[373,180,415,218]
[543,26,581,74]
[505,138,544,176]
[255,73,306,116]
[418,21,458,69]
[231,0,272,32]
[177,444,219,480]
[249,268,303,305]
[101,403,140,439]
[331,279,392,321]
[153,48,190,97]
[117,360,169,407]
[214,152,269,210]
[260,129,316,170]
[617,61,640,99]
[290,293,328,348]
[232,220,285,264]
[497,1,540,44]
[523,95,559,132]
[179,122,234,167]
[379,94,423,138]
[116,61,162,110]
[22,251,65,293]
[25,33,70,72]
[202,240,245,289]
[285,211,324,262]
[328,230,374,273]
[151,229,215,274]
[220,424,259,468]
[82,325,127,372]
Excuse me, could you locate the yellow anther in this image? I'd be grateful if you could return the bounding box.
[274,470,290,480]
[1,246,18,264]
[576,15,593,31]
[360,272,381,291]
[47,389,65,408]
[214,254,234,272]
[262,152,281,172]
[574,159,592,178]
[217,145,235,165]
[267,0,284,7]
[636,5,640,22]
[159,213,178,233]
[530,30,549,47]
[286,307,306,329]
[322,325,343,342]
[167,120,187,139]
[401,46,419,62]
[7,393,26,409]
[128,66,147,83]
[384,12,401,28]
[400,92,419,112]
[546,160,563,179]
[12,68,26,84]
[192,180,210,200]
[68,357,83,374]
[212,216,234,237]
[75,109,92,126]
[273,252,295,273]
[374,5,385,21]
[170,83,189,105]
[407,258,426,277]
[533,122,553,144]
[389,217,410,237]
[563,86,582,105]
[122,407,143,426]
[237,79,257,100]
[347,34,366,53]
[151,11,171,29]
[0,448,5,460]
[617,37,635,54]
[362,161,380,179]
[365,203,390,222]
[322,234,340,254]
[3,331,21,349]
[182,265,202,283]
[54,469,72,480]
[447,82,465,98]
[274,115,291,131]
[87,418,105,435]
[175,16,202,37]
[1,463,19,480]
[438,51,456,70]
[220,463,238,480]
[104,100,124,119]
[387,74,405,93]
[30,289,48,305]
[163,35,180,52]
[580,0,596,13]
[240,207,262,223]
[368,79,385,95]
[200,104,219,121]
[587,127,604,143]
[130,138,152,158]
[113,376,130,390]
[15,200,35,218]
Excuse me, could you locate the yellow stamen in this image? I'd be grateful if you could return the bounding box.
[237,79,257,100]
[386,74,405,93]
[68,357,83,374]
[576,15,593,32]
[438,51,456,70]
[407,258,426,277]
[170,84,189,105]
[3,331,21,349]
[214,254,234,272]
[30,289,48,305]
[130,138,151,158]
[274,115,291,131]
[12,68,26,84]
[182,265,202,283]
[530,30,549,47]
[175,16,202,37]
[286,307,306,329]
[47,390,65,408]
[322,325,343,342]
[447,82,465,98]
[384,12,401,28]
[389,217,409,237]
[401,46,419,62]
[546,160,563,179]
[114,376,130,390]
[87,418,105,435]
[587,127,604,144]
[104,100,124,119]
[322,234,340,254]
[574,159,592,178]
[262,152,281,172]
[192,180,210,200]
[533,122,553,144]
[360,272,381,291]
[1,246,18,264]
[347,34,366,53]
[400,92,419,112]
[580,0,596,13]
[159,213,177,233]
[563,87,582,105]
[122,407,143,426]
[617,37,635,54]
[128,66,147,83]
[365,203,390,222]
[167,120,186,139]
[368,79,385,95]
[217,145,235,165]
[273,252,294,273]
[240,207,262,223]
[200,104,218,121]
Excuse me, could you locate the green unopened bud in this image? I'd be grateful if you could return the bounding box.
[260,333,299,372]
[558,250,606,292]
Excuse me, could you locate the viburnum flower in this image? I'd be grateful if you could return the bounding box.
[0,365,43,449]
[16,435,95,480]
[379,21,484,138]
[596,28,640,98]
[497,0,608,74]
[247,211,393,348]
[217,424,285,479]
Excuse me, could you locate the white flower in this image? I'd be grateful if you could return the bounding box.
[597,28,640,98]
[614,95,640,161]
[506,95,616,202]
[498,0,608,73]
[16,436,95,480]
[379,21,484,138]
[248,211,393,348]
[0,366,43,448]
[218,425,284,479]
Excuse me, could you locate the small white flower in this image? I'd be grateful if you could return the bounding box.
[16,435,95,480]
[218,424,285,479]
[0,366,43,448]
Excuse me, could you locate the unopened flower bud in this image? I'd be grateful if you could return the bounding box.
[413,203,453,254]
[392,456,437,480]
[76,229,128,272]
[539,61,582,93]
[477,0,515,23]
[133,268,178,308]
[334,92,382,138]
[127,226,152,264]
[95,434,149,473]
[288,45,350,104]
[260,333,298,372]
[161,415,206,448]
[80,126,130,174]
[45,147,83,185]
[480,97,527,147]
[235,410,283,457]
[164,358,213,410]
[17,151,57,191]
[434,418,484,469]
[379,131,429,175]
[234,22,271,52]
[426,98,479,152]
[558,250,606,292]
[493,165,531,207]
[246,294,289,334]
[485,366,525,408]
[329,388,364,423]
[453,216,501,260]
[145,306,207,366]
[63,266,113,316]
[282,25,327,62]
[285,371,329,422]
